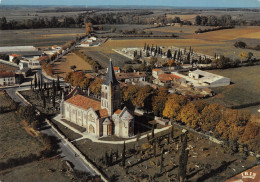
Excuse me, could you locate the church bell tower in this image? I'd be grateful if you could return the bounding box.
[101,59,121,116]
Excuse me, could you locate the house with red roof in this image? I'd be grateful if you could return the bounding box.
[153,73,186,87]
[152,68,164,79]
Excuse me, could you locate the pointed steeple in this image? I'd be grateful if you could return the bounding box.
[103,59,119,86]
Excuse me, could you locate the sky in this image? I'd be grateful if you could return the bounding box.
[0,0,260,8]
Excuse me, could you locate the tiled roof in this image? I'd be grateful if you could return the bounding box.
[113,67,120,70]
[65,95,108,118]
[97,109,109,118]
[116,72,146,80]
[171,73,182,79]
[10,54,20,57]
[0,71,15,78]
[158,73,182,82]
[114,109,122,115]
[152,69,162,72]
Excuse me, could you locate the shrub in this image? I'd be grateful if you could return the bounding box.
[234,41,247,49]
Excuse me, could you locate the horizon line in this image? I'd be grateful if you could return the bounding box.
[1,5,260,9]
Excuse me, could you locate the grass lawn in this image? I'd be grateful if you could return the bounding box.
[52,52,93,78]
[203,65,260,108]
[51,120,82,141]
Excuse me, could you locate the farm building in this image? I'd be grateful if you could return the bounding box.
[0,46,37,53]
[152,68,164,79]
[0,71,16,86]
[153,73,186,87]
[115,71,146,83]
[9,54,20,62]
[113,67,121,73]
[188,70,230,88]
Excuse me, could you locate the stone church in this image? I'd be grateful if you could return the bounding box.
[60,60,135,138]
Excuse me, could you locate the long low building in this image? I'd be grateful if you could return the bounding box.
[188,70,230,88]
[0,46,37,53]
[0,71,16,86]
[115,71,146,83]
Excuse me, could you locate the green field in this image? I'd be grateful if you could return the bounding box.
[204,65,260,113]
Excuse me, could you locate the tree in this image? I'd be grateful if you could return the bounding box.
[52,80,56,97]
[239,52,247,63]
[200,103,222,131]
[152,125,155,138]
[34,74,37,89]
[152,96,167,117]
[234,41,247,49]
[70,65,77,71]
[12,57,20,65]
[79,77,91,90]
[42,92,46,108]
[18,106,36,123]
[178,133,189,182]
[122,85,139,102]
[56,75,60,91]
[168,59,175,71]
[85,22,94,35]
[195,16,202,25]
[52,95,55,108]
[247,52,253,60]
[148,57,157,67]
[132,85,154,109]
[160,148,164,174]
[122,141,126,167]
[163,94,187,120]
[171,126,174,139]
[179,103,201,128]
[167,49,172,59]
[89,79,103,97]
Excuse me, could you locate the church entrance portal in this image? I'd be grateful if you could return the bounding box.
[89,124,95,134]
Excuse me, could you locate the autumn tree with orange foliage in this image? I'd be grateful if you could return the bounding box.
[65,71,93,89]
[200,103,223,131]
[45,65,53,76]
[179,103,202,128]
[85,22,94,35]
[122,85,139,102]
[240,120,260,153]
[132,85,154,109]
[163,94,188,120]
[152,87,168,116]
[89,78,103,97]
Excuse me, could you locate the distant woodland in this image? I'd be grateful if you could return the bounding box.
[1,10,260,30]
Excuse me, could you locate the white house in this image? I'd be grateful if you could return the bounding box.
[152,69,164,79]
[0,71,16,86]
[9,54,20,62]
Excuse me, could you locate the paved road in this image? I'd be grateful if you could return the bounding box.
[4,85,96,175]
[41,125,95,173]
